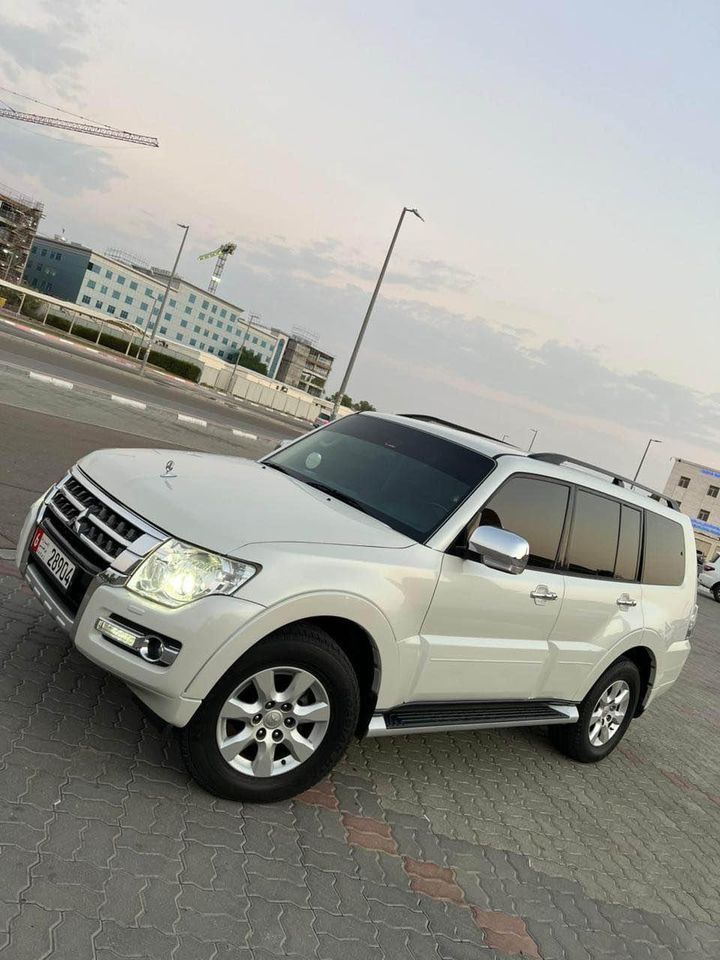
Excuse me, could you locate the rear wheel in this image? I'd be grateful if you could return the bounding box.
[550,659,640,762]
[180,625,360,802]
[712,584,720,603]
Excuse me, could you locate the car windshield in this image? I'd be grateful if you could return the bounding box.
[265,415,495,541]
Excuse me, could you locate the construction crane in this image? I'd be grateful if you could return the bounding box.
[0,87,158,146]
[198,242,236,294]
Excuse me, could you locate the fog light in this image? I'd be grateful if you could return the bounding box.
[95,617,139,648]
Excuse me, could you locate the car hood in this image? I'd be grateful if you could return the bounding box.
[77,448,413,556]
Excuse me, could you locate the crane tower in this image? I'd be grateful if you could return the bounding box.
[198,242,236,294]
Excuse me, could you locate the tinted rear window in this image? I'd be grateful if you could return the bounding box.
[481,476,570,570]
[642,512,686,586]
[566,490,620,577]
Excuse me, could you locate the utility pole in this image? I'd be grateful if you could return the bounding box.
[331,207,423,419]
[225,312,261,395]
[140,223,189,376]
[633,438,662,482]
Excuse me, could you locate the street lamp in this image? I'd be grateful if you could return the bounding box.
[225,312,261,396]
[140,223,189,375]
[528,428,539,451]
[331,206,423,418]
[633,439,662,482]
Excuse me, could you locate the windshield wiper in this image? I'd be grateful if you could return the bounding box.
[301,479,372,515]
[264,462,292,476]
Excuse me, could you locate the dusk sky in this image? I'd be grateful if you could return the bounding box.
[1,0,718,487]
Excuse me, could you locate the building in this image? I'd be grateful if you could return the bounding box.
[273,332,334,397]
[663,458,720,559]
[23,236,286,373]
[0,183,43,285]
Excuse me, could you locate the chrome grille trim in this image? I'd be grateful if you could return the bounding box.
[45,468,166,569]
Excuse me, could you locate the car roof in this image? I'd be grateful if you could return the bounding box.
[363,412,683,521]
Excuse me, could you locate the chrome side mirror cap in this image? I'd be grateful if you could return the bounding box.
[468,526,529,575]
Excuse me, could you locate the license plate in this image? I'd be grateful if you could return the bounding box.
[30,528,76,590]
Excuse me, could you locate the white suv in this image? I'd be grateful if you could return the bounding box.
[17,413,697,802]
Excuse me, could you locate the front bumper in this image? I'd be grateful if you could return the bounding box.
[17,477,265,727]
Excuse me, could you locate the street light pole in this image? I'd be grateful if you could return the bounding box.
[528,428,539,451]
[225,312,261,396]
[633,438,662,482]
[331,206,423,418]
[140,223,189,376]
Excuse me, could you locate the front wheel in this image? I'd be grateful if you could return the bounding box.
[550,659,640,763]
[179,625,360,802]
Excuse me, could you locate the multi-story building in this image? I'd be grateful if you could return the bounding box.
[663,457,720,559]
[273,333,334,398]
[0,183,43,285]
[23,237,286,373]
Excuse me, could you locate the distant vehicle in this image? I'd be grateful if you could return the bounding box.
[312,411,333,429]
[17,412,698,802]
[699,562,720,601]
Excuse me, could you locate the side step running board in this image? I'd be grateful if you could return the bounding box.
[367,700,578,737]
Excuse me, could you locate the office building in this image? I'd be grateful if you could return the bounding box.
[274,332,334,398]
[663,457,720,559]
[24,237,285,371]
[0,183,43,285]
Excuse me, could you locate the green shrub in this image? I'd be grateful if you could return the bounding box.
[20,295,42,318]
[45,315,72,332]
[147,351,201,381]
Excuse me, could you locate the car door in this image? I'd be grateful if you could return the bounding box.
[539,489,644,700]
[413,475,570,701]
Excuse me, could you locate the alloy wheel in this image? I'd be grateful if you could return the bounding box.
[588,679,631,746]
[215,666,330,777]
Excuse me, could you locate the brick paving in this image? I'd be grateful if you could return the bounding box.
[0,559,718,958]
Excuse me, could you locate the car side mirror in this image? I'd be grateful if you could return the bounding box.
[467,526,529,575]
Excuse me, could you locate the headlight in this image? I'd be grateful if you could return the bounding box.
[128,539,257,608]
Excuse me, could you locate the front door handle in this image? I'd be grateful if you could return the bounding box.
[530,586,558,601]
[617,594,638,608]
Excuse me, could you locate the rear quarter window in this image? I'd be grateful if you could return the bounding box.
[641,512,686,586]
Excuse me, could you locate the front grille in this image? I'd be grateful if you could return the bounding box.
[29,469,163,619]
[47,474,145,564]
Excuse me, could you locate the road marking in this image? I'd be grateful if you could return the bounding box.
[177,413,207,427]
[28,371,74,390]
[111,395,147,410]
[232,429,258,440]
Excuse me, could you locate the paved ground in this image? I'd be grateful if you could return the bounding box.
[0,389,277,548]
[0,562,718,958]
[0,317,310,439]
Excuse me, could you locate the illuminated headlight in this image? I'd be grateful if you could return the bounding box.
[128,539,257,608]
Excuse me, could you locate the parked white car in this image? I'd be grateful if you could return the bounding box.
[17,413,697,802]
[699,561,720,601]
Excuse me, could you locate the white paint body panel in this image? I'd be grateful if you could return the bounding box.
[17,417,697,729]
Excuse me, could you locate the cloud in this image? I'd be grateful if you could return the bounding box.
[0,123,125,193]
[389,258,479,293]
[0,1,92,88]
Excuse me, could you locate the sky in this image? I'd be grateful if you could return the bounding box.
[0,0,718,488]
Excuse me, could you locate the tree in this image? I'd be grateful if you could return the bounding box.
[353,399,376,412]
[226,348,267,376]
[327,391,375,412]
[328,391,353,408]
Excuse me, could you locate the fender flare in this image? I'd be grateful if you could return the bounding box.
[570,631,659,704]
[182,590,403,705]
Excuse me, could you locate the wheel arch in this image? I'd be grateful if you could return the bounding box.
[183,592,400,723]
[576,643,657,716]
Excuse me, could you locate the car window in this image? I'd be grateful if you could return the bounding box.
[566,490,620,578]
[267,416,495,541]
[642,512,686,586]
[615,505,641,581]
[480,476,570,570]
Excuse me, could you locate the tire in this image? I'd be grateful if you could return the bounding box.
[179,625,360,802]
[712,584,720,603]
[550,658,641,763]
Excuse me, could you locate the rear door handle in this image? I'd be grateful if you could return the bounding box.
[616,594,638,608]
[530,586,558,601]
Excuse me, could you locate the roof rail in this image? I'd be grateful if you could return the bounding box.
[526,452,678,509]
[399,414,513,446]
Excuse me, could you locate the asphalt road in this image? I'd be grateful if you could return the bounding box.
[0,400,276,550]
[0,317,308,440]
